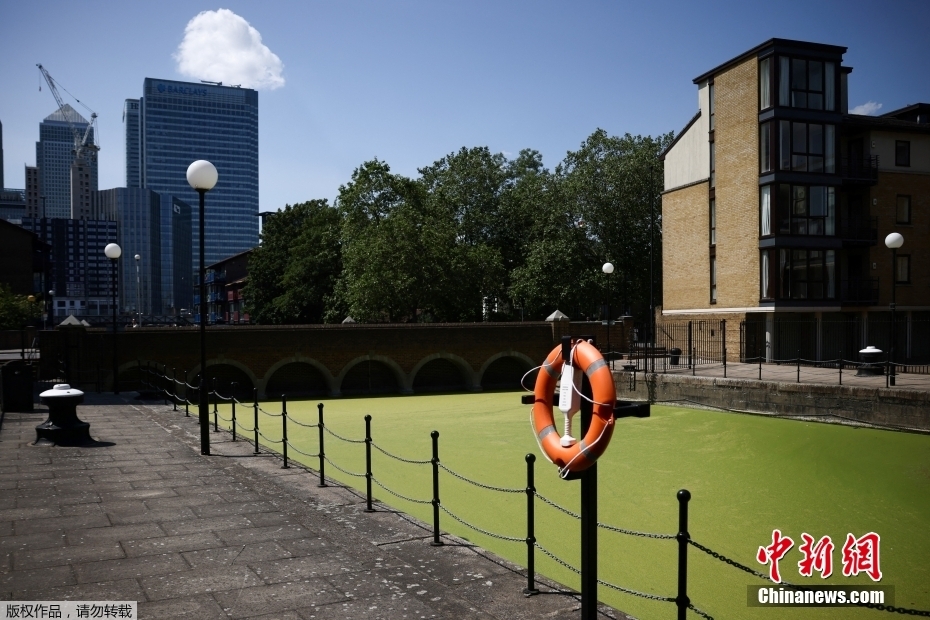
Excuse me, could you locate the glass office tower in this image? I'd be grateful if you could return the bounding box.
[125,79,259,271]
[36,104,97,220]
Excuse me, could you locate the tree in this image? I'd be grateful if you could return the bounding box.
[243,200,341,324]
[0,285,42,330]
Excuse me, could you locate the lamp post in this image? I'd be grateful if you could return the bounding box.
[603,262,614,369]
[104,243,122,394]
[134,254,142,327]
[885,232,904,387]
[47,289,54,330]
[187,160,218,456]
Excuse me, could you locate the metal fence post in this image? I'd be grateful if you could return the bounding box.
[692,347,696,376]
[281,396,289,469]
[838,350,843,386]
[172,368,178,411]
[364,415,375,512]
[676,489,691,620]
[430,430,443,546]
[161,364,167,406]
[231,393,236,441]
[797,348,801,383]
[687,321,693,369]
[722,320,727,378]
[317,403,327,487]
[252,388,259,454]
[212,378,218,432]
[758,355,762,381]
[185,370,190,417]
[524,453,539,595]
[885,354,890,389]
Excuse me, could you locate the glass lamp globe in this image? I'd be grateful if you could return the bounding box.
[602,262,615,274]
[884,232,904,249]
[187,160,218,191]
[104,243,122,259]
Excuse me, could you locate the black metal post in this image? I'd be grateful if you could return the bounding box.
[797,348,801,383]
[197,188,209,455]
[364,415,375,512]
[524,453,539,595]
[212,377,218,432]
[162,364,167,406]
[231,394,236,440]
[172,368,177,411]
[253,389,259,454]
[890,247,897,387]
[580,368,597,620]
[317,403,327,487]
[692,347,696,376]
[676,489,691,620]
[722,320,727,378]
[281,396,289,469]
[185,370,189,417]
[838,350,842,386]
[687,321,693,369]
[430,430,443,546]
[605,271,611,370]
[112,257,119,394]
[759,354,762,380]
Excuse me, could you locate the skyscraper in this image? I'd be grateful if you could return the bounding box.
[1,119,5,189]
[125,78,259,271]
[123,100,141,188]
[36,104,98,219]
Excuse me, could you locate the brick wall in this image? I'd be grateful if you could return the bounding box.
[662,181,710,311]
[714,56,761,310]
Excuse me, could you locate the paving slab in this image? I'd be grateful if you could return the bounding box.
[0,394,631,619]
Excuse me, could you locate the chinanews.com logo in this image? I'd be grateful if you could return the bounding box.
[156,83,208,96]
[749,529,893,607]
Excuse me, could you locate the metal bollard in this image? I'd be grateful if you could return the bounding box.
[797,349,801,384]
[430,430,443,546]
[838,350,842,386]
[252,388,259,455]
[317,403,327,487]
[758,355,762,381]
[184,370,190,417]
[172,368,178,411]
[231,396,237,441]
[281,396,289,469]
[676,489,691,620]
[524,453,539,595]
[364,415,375,512]
[212,378,218,432]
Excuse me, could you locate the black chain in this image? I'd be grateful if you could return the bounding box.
[438,463,524,493]
[283,414,319,429]
[688,603,714,619]
[371,476,432,504]
[370,441,431,465]
[323,425,365,443]
[597,521,676,540]
[284,440,320,459]
[438,505,523,542]
[323,455,366,478]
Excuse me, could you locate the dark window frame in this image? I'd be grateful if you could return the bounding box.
[710,255,717,304]
[709,199,716,246]
[896,195,912,224]
[777,248,836,301]
[895,140,911,167]
[896,254,911,284]
[774,183,836,237]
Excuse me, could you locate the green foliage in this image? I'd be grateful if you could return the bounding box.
[0,284,42,330]
[243,199,341,324]
[246,129,673,325]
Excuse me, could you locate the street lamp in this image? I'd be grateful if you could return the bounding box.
[104,243,122,394]
[134,254,142,327]
[602,262,614,369]
[885,232,904,387]
[187,159,218,456]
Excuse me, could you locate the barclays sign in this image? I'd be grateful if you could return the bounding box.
[157,83,208,96]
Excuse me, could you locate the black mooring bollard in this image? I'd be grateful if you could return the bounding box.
[281,396,289,469]
[317,403,327,487]
[252,388,259,455]
[524,453,539,595]
[364,415,375,512]
[430,430,443,546]
[676,489,691,620]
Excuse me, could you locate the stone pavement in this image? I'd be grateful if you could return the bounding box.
[0,394,632,620]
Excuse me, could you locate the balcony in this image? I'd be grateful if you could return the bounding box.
[837,217,877,244]
[840,278,879,304]
[840,156,879,184]
[204,271,226,285]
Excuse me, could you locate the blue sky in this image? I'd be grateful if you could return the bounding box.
[1,1,926,212]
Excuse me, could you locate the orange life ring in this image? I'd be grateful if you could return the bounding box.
[531,340,615,474]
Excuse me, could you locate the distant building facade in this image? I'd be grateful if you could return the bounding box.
[0,188,25,223]
[159,194,193,315]
[125,78,259,272]
[21,217,117,319]
[0,219,49,296]
[196,249,252,325]
[25,166,40,218]
[36,104,98,220]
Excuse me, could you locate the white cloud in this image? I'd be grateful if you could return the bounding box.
[850,101,882,116]
[174,9,284,90]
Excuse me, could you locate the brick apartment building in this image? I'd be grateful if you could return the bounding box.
[194,249,251,325]
[661,38,929,363]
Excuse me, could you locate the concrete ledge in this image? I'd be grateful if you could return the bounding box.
[615,372,930,431]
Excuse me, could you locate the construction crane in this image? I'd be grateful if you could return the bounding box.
[36,63,99,164]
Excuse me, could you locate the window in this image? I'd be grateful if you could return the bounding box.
[760,186,771,236]
[710,257,717,303]
[760,122,772,172]
[710,199,716,245]
[776,184,835,236]
[761,250,771,299]
[779,121,835,173]
[759,57,772,110]
[709,142,715,188]
[777,57,836,111]
[708,83,715,131]
[896,255,910,283]
[895,141,911,167]
[896,195,911,224]
[778,249,836,300]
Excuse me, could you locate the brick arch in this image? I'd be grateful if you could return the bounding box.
[262,357,334,399]
[409,353,477,393]
[336,355,410,396]
[189,357,259,398]
[478,351,537,391]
